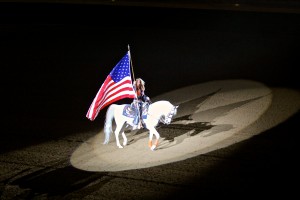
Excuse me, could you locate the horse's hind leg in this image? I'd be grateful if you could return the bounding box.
[114,125,123,149]
[121,123,128,146]
[122,132,127,146]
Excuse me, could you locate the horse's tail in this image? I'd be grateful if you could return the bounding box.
[103,104,115,144]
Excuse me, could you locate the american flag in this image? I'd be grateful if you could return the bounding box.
[86,51,136,121]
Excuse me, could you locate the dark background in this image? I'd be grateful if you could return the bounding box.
[2,1,299,148]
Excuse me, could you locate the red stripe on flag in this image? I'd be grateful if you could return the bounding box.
[86,75,135,121]
[100,94,135,111]
[97,78,133,106]
[98,86,136,109]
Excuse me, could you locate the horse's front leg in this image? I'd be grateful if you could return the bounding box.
[114,126,123,148]
[149,128,160,151]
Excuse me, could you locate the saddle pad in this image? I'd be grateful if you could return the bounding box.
[122,105,148,119]
[123,105,135,118]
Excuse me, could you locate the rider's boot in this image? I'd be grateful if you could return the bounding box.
[138,122,142,129]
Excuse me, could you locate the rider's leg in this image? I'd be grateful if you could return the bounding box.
[139,103,144,128]
[133,115,139,125]
[132,102,139,128]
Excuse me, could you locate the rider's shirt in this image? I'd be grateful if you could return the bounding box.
[133,85,147,102]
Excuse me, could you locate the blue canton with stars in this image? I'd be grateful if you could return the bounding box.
[110,53,130,82]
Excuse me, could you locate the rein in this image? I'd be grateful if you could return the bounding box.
[158,106,177,124]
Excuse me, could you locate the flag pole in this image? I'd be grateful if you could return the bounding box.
[128,44,135,82]
[128,44,140,127]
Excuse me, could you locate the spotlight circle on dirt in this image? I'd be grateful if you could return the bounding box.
[71,79,300,172]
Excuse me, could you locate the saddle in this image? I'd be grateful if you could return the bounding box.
[122,102,149,119]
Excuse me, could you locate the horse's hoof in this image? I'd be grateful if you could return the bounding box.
[151,145,156,151]
[123,142,127,146]
[118,145,123,149]
[103,140,109,145]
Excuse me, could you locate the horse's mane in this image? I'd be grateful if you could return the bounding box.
[152,100,172,106]
[150,100,173,114]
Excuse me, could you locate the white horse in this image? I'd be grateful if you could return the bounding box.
[103,100,178,150]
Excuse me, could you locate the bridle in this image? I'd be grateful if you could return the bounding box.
[159,105,178,125]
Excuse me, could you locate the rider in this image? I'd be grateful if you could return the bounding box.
[132,78,151,129]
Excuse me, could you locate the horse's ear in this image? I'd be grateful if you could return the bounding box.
[175,105,179,109]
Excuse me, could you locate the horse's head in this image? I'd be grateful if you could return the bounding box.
[161,105,179,125]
